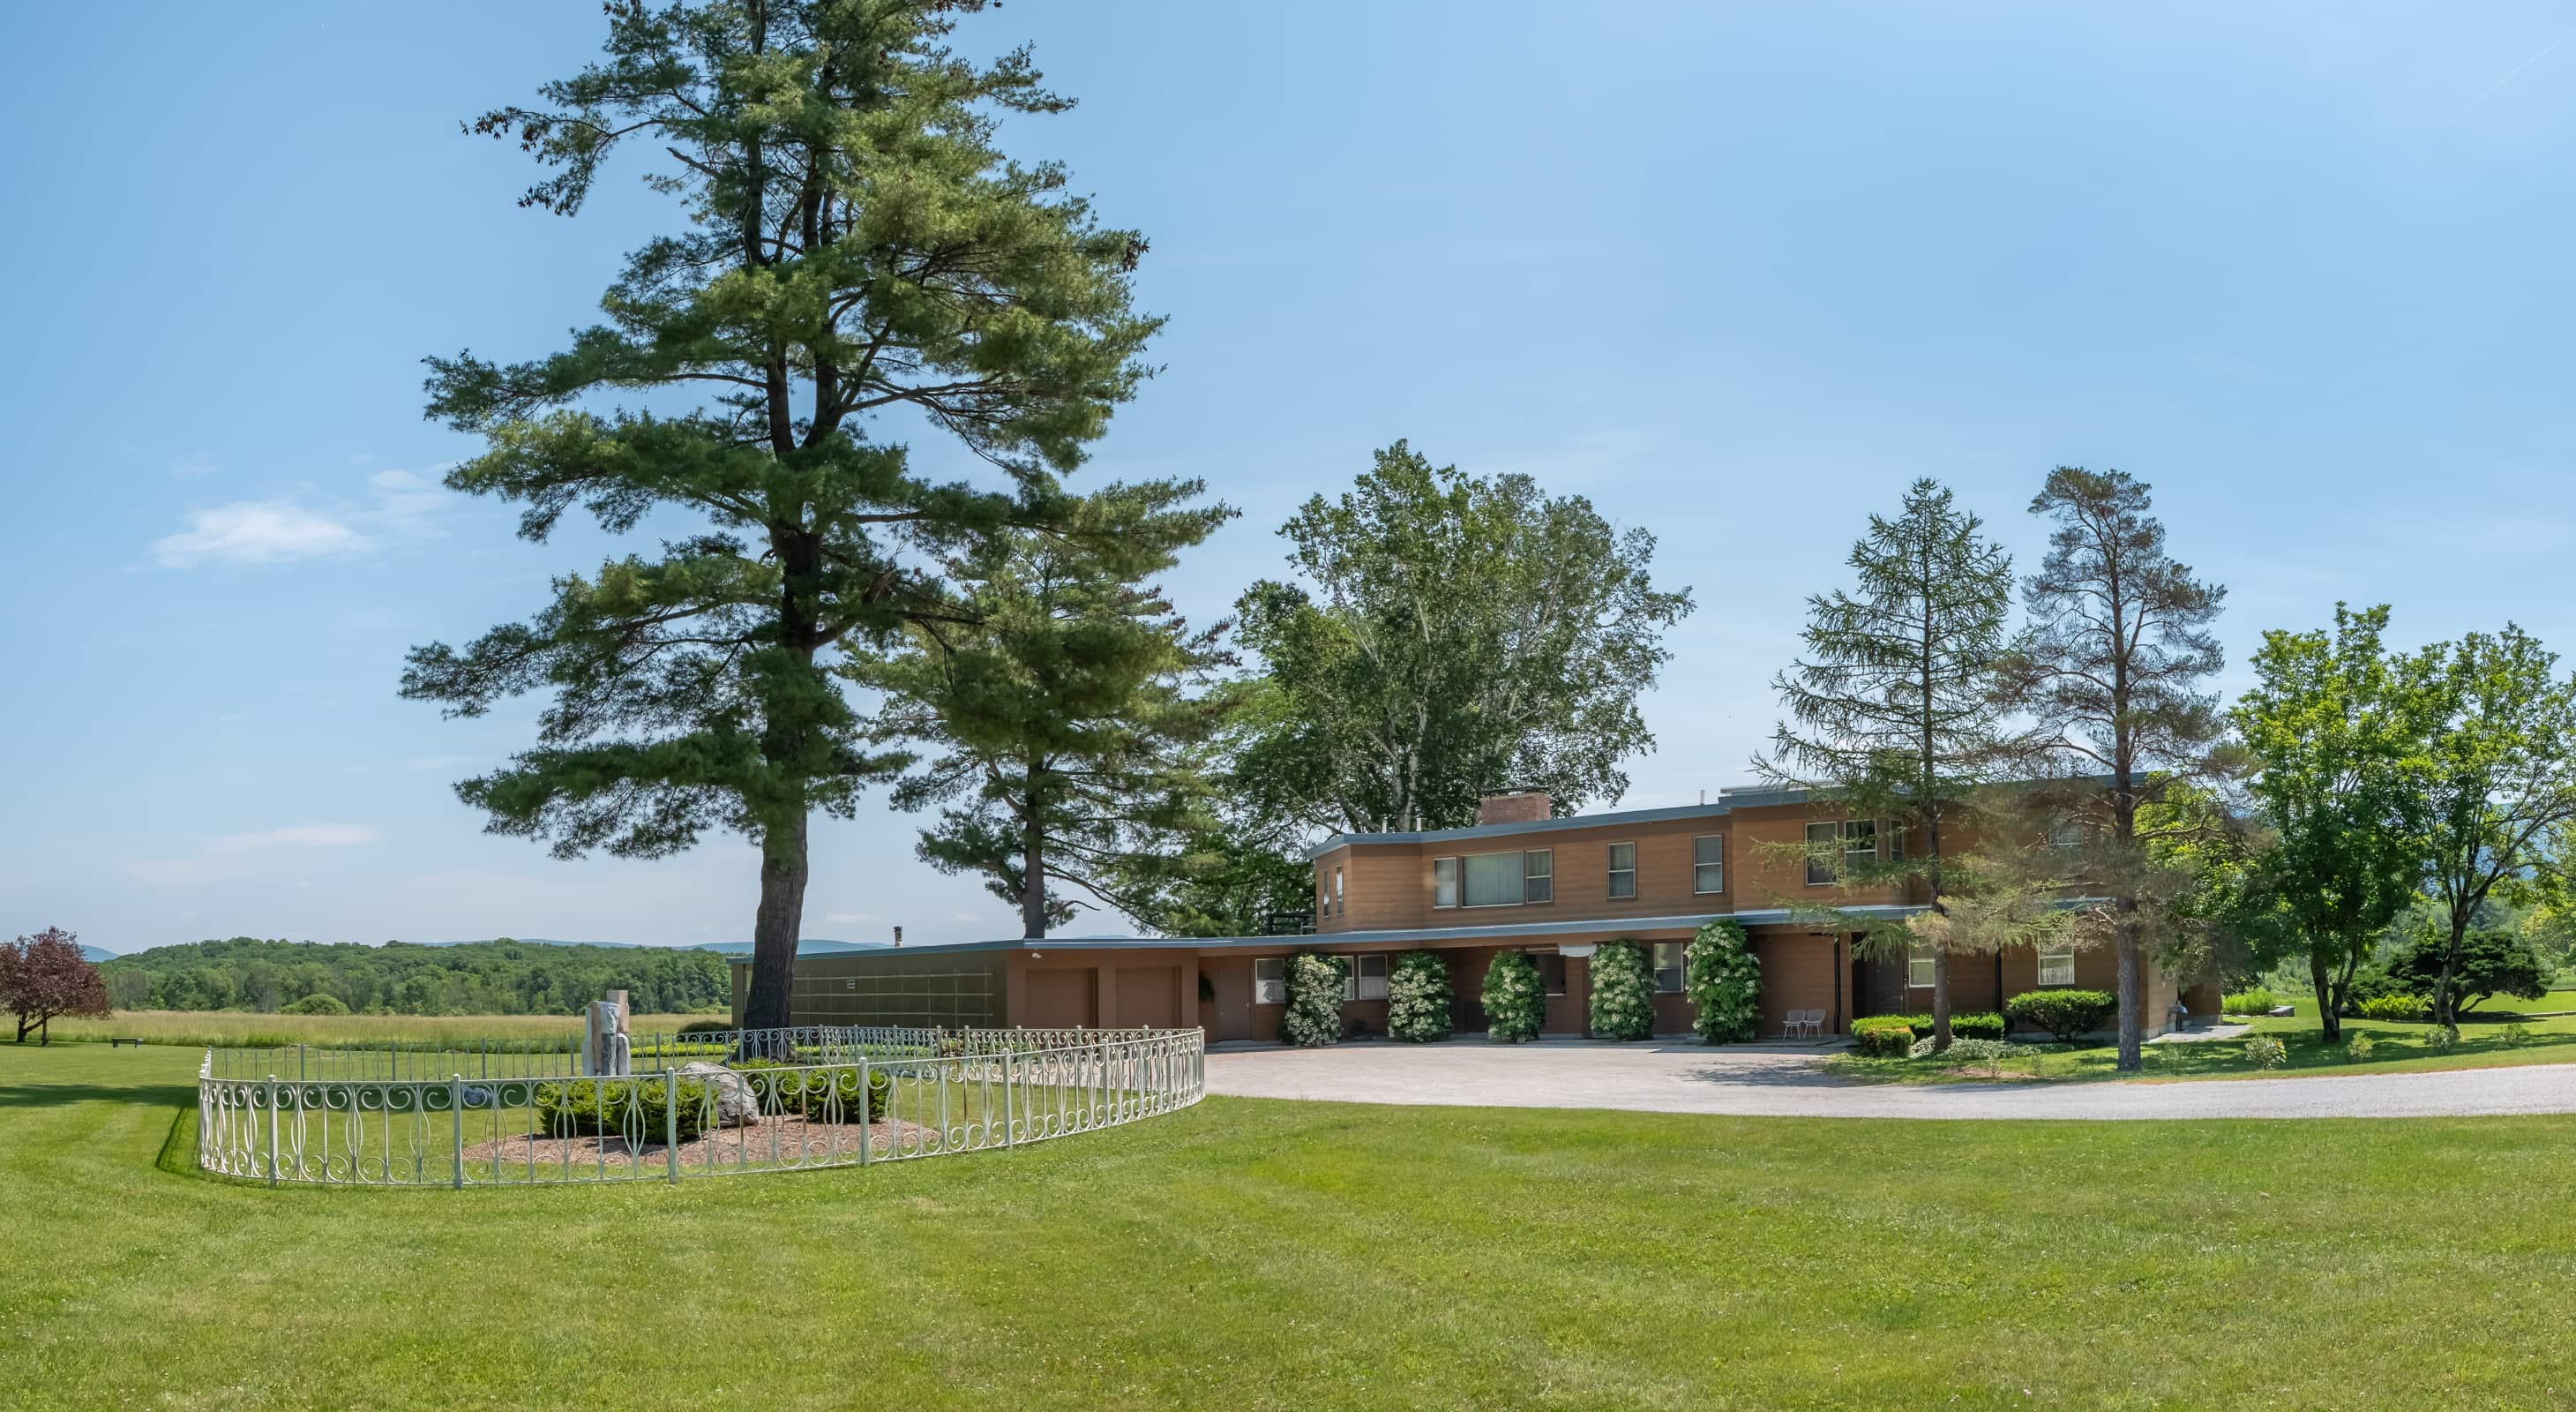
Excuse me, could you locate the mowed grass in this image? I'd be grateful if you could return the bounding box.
[1833,1007,2576,1085]
[41,1009,718,1049]
[10,1046,2576,1410]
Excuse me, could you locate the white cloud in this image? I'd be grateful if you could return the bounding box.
[210,824,381,852]
[153,500,371,567]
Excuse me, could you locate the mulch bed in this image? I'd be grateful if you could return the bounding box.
[461,1112,948,1171]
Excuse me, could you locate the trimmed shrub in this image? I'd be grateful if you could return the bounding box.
[1685,918,1762,1043]
[1481,951,1546,1043]
[2242,1034,2288,1070]
[1853,1016,1915,1057]
[2346,1033,2375,1063]
[1896,1011,2005,1041]
[766,1063,889,1123]
[282,993,348,1016]
[1386,950,1453,1043]
[2503,1023,2534,1048]
[2221,988,2277,1017]
[2355,994,2427,1023]
[1587,940,1655,1041]
[2005,989,2117,1044]
[2342,965,2409,1011]
[2422,1024,2458,1053]
[1280,953,1347,1048]
[535,1074,715,1143]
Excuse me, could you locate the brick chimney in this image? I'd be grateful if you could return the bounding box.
[1476,789,1554,826]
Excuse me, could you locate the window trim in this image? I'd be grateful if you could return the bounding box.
[1806,819,1879,886]
[1535,950,1569,997]
[1522,848,1554,905]
[1805,822,1839,886]
[1344,953,1389,1002]
[1651,941,1686,995]
[1906,943,1936,990]
[1333,866,1344,917]
[1459,849,1529,909]
[1431,856,1458,909]
[1254,957,1287,1005]
[1691,834,1725,895]
[1606,841,1637,900]
[2036,943,2078,988]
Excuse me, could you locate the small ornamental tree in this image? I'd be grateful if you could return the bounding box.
[2,928,110,1045]
[1279,952,1346,1047]
[1386,950,1453,1042]
[1481,950,1546,1043]
[1587,940,1655,1040]
[1685,918,1762,1043]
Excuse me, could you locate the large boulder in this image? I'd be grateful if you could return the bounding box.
[676,1062,762,1127]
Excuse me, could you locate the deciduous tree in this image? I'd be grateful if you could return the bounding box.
[3,928,109,1045]
[400,1,1161,1029]
[1234,442,1693,834]
[2009,466,2228,1070]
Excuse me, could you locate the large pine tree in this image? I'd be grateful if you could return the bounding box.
[851,483,1235,937]
[2011,467,2227,1070]
[1757,478,2031,1048]
[400,1,1161,1029]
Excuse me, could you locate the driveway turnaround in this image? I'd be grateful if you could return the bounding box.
[1202,1040,2576,1120]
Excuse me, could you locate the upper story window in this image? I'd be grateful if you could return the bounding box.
[1606,842,1636,899]
[2036,944,2077,988]
[2047,815,2086,850]
[1344,953,1389,1002]
[1651,942,1685,994]
[1805,820,1878,885]
[1432,857,1458,908]
[1334,867,1344,917]
[1692,835,1724,894]
[1457,850,1551,907]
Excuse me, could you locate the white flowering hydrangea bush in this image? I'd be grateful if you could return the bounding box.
[1588,940,1655,1040]
[1386,950,1453,1042]
[1281,952,1347,1047]
[1481,950,1546,1043]
[1684,918,1761,1043]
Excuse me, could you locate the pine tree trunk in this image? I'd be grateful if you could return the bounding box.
[741,811,810,1040]
[1022,827,1048,939]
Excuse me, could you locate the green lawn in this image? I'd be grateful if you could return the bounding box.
[10,1046,2576,1408]
[1832,1008,2576,1085]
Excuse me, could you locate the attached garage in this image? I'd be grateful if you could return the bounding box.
[1112,965,1182,1029]
[1022,968,1096,1028]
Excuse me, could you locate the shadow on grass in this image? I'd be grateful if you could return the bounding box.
[0,1082,198,1111]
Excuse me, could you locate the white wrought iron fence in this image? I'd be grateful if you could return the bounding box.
[196,1026,1202,1188]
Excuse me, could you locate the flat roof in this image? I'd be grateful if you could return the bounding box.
[727,904,1935,963]
[1303,784,1814,860]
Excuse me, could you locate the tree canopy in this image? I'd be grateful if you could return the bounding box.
[95,938,732,1017]
[1232,441,1693,835]
[400,0,1163,1028]
[3,928,109,1044]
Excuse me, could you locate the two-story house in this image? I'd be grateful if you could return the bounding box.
[738,784,2220,1041]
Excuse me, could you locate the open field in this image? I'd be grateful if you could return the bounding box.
[38,1010,718,1049]
[9,1045,2576,1408]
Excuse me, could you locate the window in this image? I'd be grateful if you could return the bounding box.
[1345,953,1389,1002]
[2048,815,2086,850]
[1334,867,1344,917]
[1606,842,1636,899]
[1535,951,1569,996]
[1462,852,1525,907]
[1523,849,1554,904]
[1907,943,1936,990]
[1432,857,1458,908]
[1254,958,1287,1004]
[1652,942,1685,994]
[1692,835,1724,894]
[1808,820,1876,884]
[2037,944,2077,988]
[1886,823,1906,860]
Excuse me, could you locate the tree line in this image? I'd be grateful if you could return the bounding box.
[89,938,730,1018]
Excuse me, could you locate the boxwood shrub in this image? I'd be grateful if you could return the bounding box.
[2005,988,2117,1043]
[1588,940,1655,1041]
[1387,950,1453,1042]
[1852,1016,1915,1057]
[731,1058,890,1123]
[1892,1011,2005,1041]
[1482,950,1546,1043]
[2355,994,2427,1023]
[2220,988,2278,1017]
[534,1075,715,1143]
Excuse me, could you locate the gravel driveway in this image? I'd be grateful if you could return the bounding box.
[1203,1040,2576,1120]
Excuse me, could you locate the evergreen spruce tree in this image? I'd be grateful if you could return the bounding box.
[850,484,1234,936]
[2009,467,2227,1070]
[398,1,1160,1029]
[1756,478,2033,1049]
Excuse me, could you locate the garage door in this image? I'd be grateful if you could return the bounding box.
[1114,966,1180,1029]
[1024,970,1094,1028]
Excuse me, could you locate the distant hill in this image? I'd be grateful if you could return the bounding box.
[80,944,116,963]
[424,937,887,955]
[94,936,735,1017]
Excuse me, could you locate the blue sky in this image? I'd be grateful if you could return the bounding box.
[6,2,2572,954]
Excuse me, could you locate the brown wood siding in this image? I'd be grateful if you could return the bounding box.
[1023,968,1095,1028]
[1749,930,1842,1039]
[1113,965,1183,1029]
